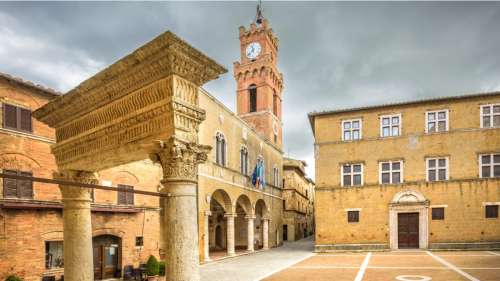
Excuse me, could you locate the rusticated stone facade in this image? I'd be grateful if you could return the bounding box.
[282,158,315,241]
[310,91,500,251]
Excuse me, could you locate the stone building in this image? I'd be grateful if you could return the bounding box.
[0,12,286,281]
[309,91,500,251]
[282,157,315,241]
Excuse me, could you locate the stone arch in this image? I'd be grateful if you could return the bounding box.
[41,230,64,241]
[107,170,140,186]
[392,190,427,204]
[0,152,42,171]
[211,189,232,213]
[92,228,126,238]
[235,194,253,216]
[255,199,269,218]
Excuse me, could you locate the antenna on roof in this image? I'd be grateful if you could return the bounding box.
[255,0,264,25]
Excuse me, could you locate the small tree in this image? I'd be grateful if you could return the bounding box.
[145,255,160,276]
[6,276,22,281]
[159,261,166,276]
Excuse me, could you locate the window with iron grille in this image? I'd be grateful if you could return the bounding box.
[479,153,500,178]
[135,236,144,247]
[481,104,500,128]
[2,103,32,133]
[117,184,134,205]
[485,205,499,218]
[2,169,33,199]
[432,208,445,220]
[347,211,359,223]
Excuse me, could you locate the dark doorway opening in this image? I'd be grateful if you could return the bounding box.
[93,235,121,280]
[283,225,288,241]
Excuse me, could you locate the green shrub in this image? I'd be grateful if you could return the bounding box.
[145,255,160,276]
[6,276,22,281]
[159,261,166,276]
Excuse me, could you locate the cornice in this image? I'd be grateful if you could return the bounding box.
[33,31,227,128]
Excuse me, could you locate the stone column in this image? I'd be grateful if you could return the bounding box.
[151,138,211,281]
[54,170,97,281]
[246,215,255,252]
[263,218,270,250]
[225,213,236,256]
[204,210,212,262]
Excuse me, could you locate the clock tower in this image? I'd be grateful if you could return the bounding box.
[234,6,284,149]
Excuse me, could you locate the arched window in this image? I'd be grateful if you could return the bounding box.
[249,84,257,112]
[273,166,279,187]
[215,132,226,166]
[273,90,278,116]
[240,146,248,175]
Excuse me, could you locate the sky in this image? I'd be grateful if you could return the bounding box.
[1,1,500,179]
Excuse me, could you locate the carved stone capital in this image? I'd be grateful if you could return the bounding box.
[149,137,211,183]
[53,170,98,204]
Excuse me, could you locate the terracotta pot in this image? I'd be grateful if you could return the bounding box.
[147,276,159,281]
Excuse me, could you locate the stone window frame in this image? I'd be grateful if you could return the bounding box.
[215,131,227,167]
[479,153,500,178]
[380,113,402,138]
[45,240,64,269]
[483,202,500,219]
[425,109,449,133]
[379,160,404,185]
[480,103,500,128]
[341,118,362,141]
[272,165,279,187]
[426,157,449,182]
[345,208,361,223]
[431,207,445,220]
[240,145,249,175]
[340,163,364,187]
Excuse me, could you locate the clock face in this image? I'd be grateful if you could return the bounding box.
[246,42,262,59]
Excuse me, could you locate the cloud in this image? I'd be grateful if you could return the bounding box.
[1,2,500,179]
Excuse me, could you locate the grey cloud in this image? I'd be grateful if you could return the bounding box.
[1,2,500,178]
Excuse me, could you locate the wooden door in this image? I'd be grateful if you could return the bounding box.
[103,246,118,278]
[93,246,102,280]
[398,213,419,249]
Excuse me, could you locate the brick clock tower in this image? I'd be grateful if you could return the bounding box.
[234,6,284,149]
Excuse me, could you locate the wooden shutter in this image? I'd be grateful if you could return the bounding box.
[2,169,18,197]
[18,171,33,198]
[117,184,126,204]
[3,104,18,129]
[19,108,32,132]
[126,186,134,205]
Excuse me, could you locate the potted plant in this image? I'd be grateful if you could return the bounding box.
[159,261,166,281]
[145,255,160,281]
[5,276,22,281]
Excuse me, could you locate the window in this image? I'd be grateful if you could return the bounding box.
[117,184,134,205]
[432,208,445,220]
[379,161,403,184]
[481,104,500,128]
[341,164,363,187]
[135,236,144,247]
[240,146,248,175]
[2,169,33,199]
[273,91,279,116]
[426,110,448,133]
[426,157,448,181]
[273,166,279,187]
[347,211,359,223]
[380,114,401,137]
[249,84,257,112]
[215,132,226,166]
[480,153,500,178]
[45,241,63,269]
[2,103,32,133]
[342,119,362,141]
[485,205,499,218]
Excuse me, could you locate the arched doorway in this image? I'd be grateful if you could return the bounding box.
[235,195,252,251]
[93,235,121,280]
[215,225,223,248]
[208,189,232,259]
[255,199,269,250]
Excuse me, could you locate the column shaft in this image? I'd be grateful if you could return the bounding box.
[226,214,236,256]
[204,211,212,262]
[263,219,269,250]
[246,216,255,252]
[163,183,200,281]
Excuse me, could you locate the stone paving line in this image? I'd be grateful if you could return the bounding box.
[200,237,315,281]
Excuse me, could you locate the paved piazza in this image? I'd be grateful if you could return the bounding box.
[202,238,500,281]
